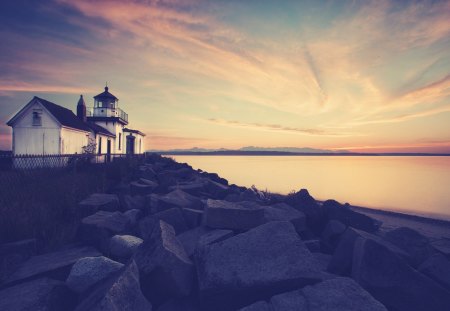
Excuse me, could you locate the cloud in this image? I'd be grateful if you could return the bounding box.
[206,118,357,137]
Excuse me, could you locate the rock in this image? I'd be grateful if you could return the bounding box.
[148,189,204,213]
[157,297,200,311]
[323,200,381,233]
[79,211,131,253]
[263,203,307,233]
[418,253,450,290]
[385,227,436,267]
[321,220,346,253]
[130,181,157,196]
[0,277,76,311]
[196,221,325,310]
[197,229,234,249]
[78,193,120,216]
[134,220,194,305]
[109,235,143,261]
[151,208,189,235]
[328,227,411,276]
[66,256,124,293]
[271,277,387,311]
[431,238,450,259]
[182,208,204,229]
[6,246,100,285]
[238,301,272,311]
[123,209,142,229]
[138,216,157,240]
[285,189,324,234]
[138,165,157,180]
[224,188,263,203]
[177,227,211,257]
[0,239,36,282]
[75,260,152,311]
[122,194,146,211]
[204,199,265,230]
[157,168,195,190]
[139,177,159,186]
[352,236,450,311]
[313,253,332,271]
[304,239,321,253]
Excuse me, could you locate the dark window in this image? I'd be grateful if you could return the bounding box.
[98,137,102,154]
[32,111,42,126]
[118,133,122,150]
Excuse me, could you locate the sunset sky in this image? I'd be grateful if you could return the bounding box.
[1,0,449,152]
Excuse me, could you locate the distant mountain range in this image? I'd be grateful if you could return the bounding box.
[148,146,350,154]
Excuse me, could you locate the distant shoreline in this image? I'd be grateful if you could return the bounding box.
[154,151,450,156]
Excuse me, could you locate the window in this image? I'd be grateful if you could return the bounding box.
[32,111,42,126]
[98,137,102,154]
[118,133,122,150]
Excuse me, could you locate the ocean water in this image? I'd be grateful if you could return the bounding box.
[172,156,450,220]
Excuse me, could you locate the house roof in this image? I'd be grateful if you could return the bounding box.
[123,128,146,136]
[93,86,118,100]
[87,122,115,138]
[35,97,92,132]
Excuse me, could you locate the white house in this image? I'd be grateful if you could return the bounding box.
[7,86,145,156]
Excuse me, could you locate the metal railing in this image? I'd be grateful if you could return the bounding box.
[0,153,146,171]
[86,107,128,123]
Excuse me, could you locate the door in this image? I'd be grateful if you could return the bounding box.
[126,135,135,155]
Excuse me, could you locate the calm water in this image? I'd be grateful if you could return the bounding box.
[172,156,450,220]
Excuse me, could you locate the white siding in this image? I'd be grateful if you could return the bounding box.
[60,128,89,154]
[12,102,61,155]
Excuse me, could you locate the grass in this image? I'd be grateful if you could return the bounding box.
[0,158,144,251]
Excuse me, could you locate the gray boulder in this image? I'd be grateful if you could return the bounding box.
[196,221,325,310]
[352,237,450,311]
[79,211,131,253]
[78,193,120,216]
[263,203,307,233]
[109,235,143,261]
[66,256,124,293]
[204,199,265,230]
[122,194,146,211]
[238,301,272,311]
[271,288,307,310]
[197,229,234,249]
[182,208,204,229]
[75,260,152,311]
[139,208,189,237]
[432,238,450,259]
[304,239,321,253]
[123,209,142,229]
[285,189,324,234]
[385,227,436,267]
[418,253,450,290]
[134,220,194,305]
[147,189,203,213]
[323,200,381,233]
[177,227,210,257]
[328,227,411,275]
[130,180,157,196]
[0,277,75,311]
[321,220,346,253]
[6,246,100,285]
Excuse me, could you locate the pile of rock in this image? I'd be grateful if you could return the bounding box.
[1,154,450,311]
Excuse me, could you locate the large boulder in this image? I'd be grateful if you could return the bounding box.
[418,253,450,291]
[385,227,436,267]
[66,256,124,293]
[182,208,204,229]
[6,246,100,285]
[0,277,76,311]
[139,208,189,237]
[109,235,143,262]
[323,200,381,233]
[238,301,272,311]
[328,227,411,275]
[196,221,325,310]
[79,211,131,253]
[197,229,234,249]
[285,189,324,234]
[78,193,120,216]
[121,194,146,211]
[130,180,157,196]
[75,260,152,311]
[321,220,346,253]
[134,220,194,305]
[352,236,450,311]
[263,203,307,233]
[147,189,203,213]
[204,199,265,230]
[270,277,387,311]
[177,227,210,258]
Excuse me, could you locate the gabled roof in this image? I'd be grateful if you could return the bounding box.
[35,97,92,132]
[123,128,146,136]
[87,122,115,138]
[7,97,91,132]
[94,86,118,100]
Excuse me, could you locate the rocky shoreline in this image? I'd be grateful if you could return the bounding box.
[1,154,450,310]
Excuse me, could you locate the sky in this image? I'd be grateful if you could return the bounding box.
[0,0,449,153]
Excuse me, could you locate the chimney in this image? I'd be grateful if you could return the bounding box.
[77,95,87,122]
